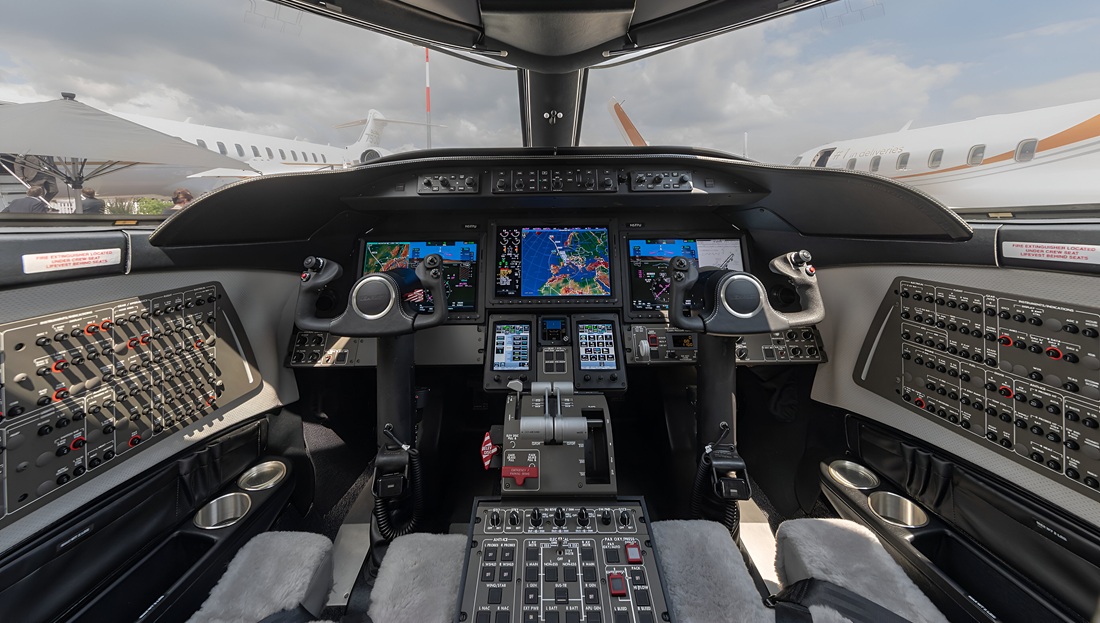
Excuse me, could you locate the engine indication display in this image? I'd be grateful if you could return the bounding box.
[362,240,478,312]
[495,227,611,298]
[628,238,744,311]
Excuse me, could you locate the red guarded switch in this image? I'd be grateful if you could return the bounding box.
[608,572,627,597]
[625,542,643,564]
[502,465,539,486]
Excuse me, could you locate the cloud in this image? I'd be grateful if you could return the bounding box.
[1003,18,1100,40]
[951,71,1100,117]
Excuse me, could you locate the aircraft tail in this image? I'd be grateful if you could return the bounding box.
[608,97,648,146]
[335,110,445,162]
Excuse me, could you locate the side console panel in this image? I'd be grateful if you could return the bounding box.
[0,282,262,528]
[855,276,1100,502]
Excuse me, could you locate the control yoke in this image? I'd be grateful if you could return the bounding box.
[668,250,824,336]
[294,255,448,336]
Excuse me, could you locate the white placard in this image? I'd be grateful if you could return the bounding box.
[22,248,123,274]
[1002,241,1100,265]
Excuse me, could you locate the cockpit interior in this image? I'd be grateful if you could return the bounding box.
[1,2,1098,623]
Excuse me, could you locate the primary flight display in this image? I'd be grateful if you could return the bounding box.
[495,227,612,298]
[361,240,478,312]
[628,238,744,310]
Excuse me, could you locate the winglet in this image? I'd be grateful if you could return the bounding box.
[608,97,648,146]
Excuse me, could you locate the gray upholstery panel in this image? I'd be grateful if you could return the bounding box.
[188,531,333,623]
[367,533,468,623]
[651,520,773,623]
[775,519,947,623]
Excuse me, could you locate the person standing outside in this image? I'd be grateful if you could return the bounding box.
[161,188,193,215]
[1,185,54,213]
[81,188,106,214]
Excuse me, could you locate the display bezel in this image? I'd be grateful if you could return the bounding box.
[575,320,620,371]
[489,222,619,306]
[357,236,482,317]
[490,320,533,372]
[621,232,748,318]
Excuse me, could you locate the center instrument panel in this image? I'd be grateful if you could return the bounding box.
[288,221,826,368]
[457,498,671,623]
[856,277,1100,501]
[0,283,262,528]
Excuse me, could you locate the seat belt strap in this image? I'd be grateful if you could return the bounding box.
[768,578,914,623]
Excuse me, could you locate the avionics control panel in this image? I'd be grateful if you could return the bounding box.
[457,498,671,623]
[0,284,260,527]
[627,325,825,365]
[856,278,1100,500]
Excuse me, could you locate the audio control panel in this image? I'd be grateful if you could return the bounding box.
[856,278,1100,500]
[627,324,825,365]
[0,283,260,527]
[458,498,670,623]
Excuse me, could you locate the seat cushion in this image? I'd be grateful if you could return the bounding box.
[651,520,773,623]
[367,533,467,623]
[775,519,947,623]
[188,531,333,623]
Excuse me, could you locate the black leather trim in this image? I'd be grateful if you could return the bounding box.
[0,419,268,623]
[854,420,1100,620]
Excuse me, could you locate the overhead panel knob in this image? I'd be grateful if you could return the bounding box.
[554,507,566,527]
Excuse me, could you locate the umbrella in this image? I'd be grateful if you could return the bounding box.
[0,93,255,213]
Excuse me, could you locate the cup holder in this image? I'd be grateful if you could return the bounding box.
[193,492,252,530]
[868,491,929,528]
[237,460,287,491]
[827,460,880,490]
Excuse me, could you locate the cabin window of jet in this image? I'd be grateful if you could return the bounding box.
[967,144,985,166]
[266,148,274,159]
[1015,139,1038,162]
[896,153,910,170]
[928,149,944,168]
[321,154,327,164]
[870,156,881,172]
[312,153,318,163]
[846,158,856,170]
[251,146,260,158]
[791,156,802,166]
[291,150,298,161]
[216,141,227,155]
[235,144,245,157]
[196,139,207,149]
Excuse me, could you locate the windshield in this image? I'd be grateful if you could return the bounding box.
[0,0,517,215]
[584,0,1100,212]
[1,0,1098,216]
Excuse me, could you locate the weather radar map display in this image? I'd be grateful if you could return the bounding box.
[362,241,478,312]
[628,239,744,310]
[495,227,612,298]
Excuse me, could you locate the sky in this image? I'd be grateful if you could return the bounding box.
[1,0,1099,164]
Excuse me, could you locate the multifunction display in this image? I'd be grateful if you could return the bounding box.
[495,227,611,298]
[362,240,478,312]
[577,322,618,370]
[628,238,744,311]
[492,322,532,371]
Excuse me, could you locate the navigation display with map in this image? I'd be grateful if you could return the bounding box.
[362,240,478,312]
[495,226,612,298]
[628,238,744,311]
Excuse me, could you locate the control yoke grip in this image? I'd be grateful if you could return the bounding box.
[667,256,705,332]
[295,257,342,332]
[768,251,825,328]
[412,254,449,330]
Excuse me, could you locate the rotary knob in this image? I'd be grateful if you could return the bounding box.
[554,507,566,527]
[531,508,543,527]
[577,507,590,527]
[508,510,520,526]
[618,510,631,526]
[601,509,613,526]
[489,511,501,527]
